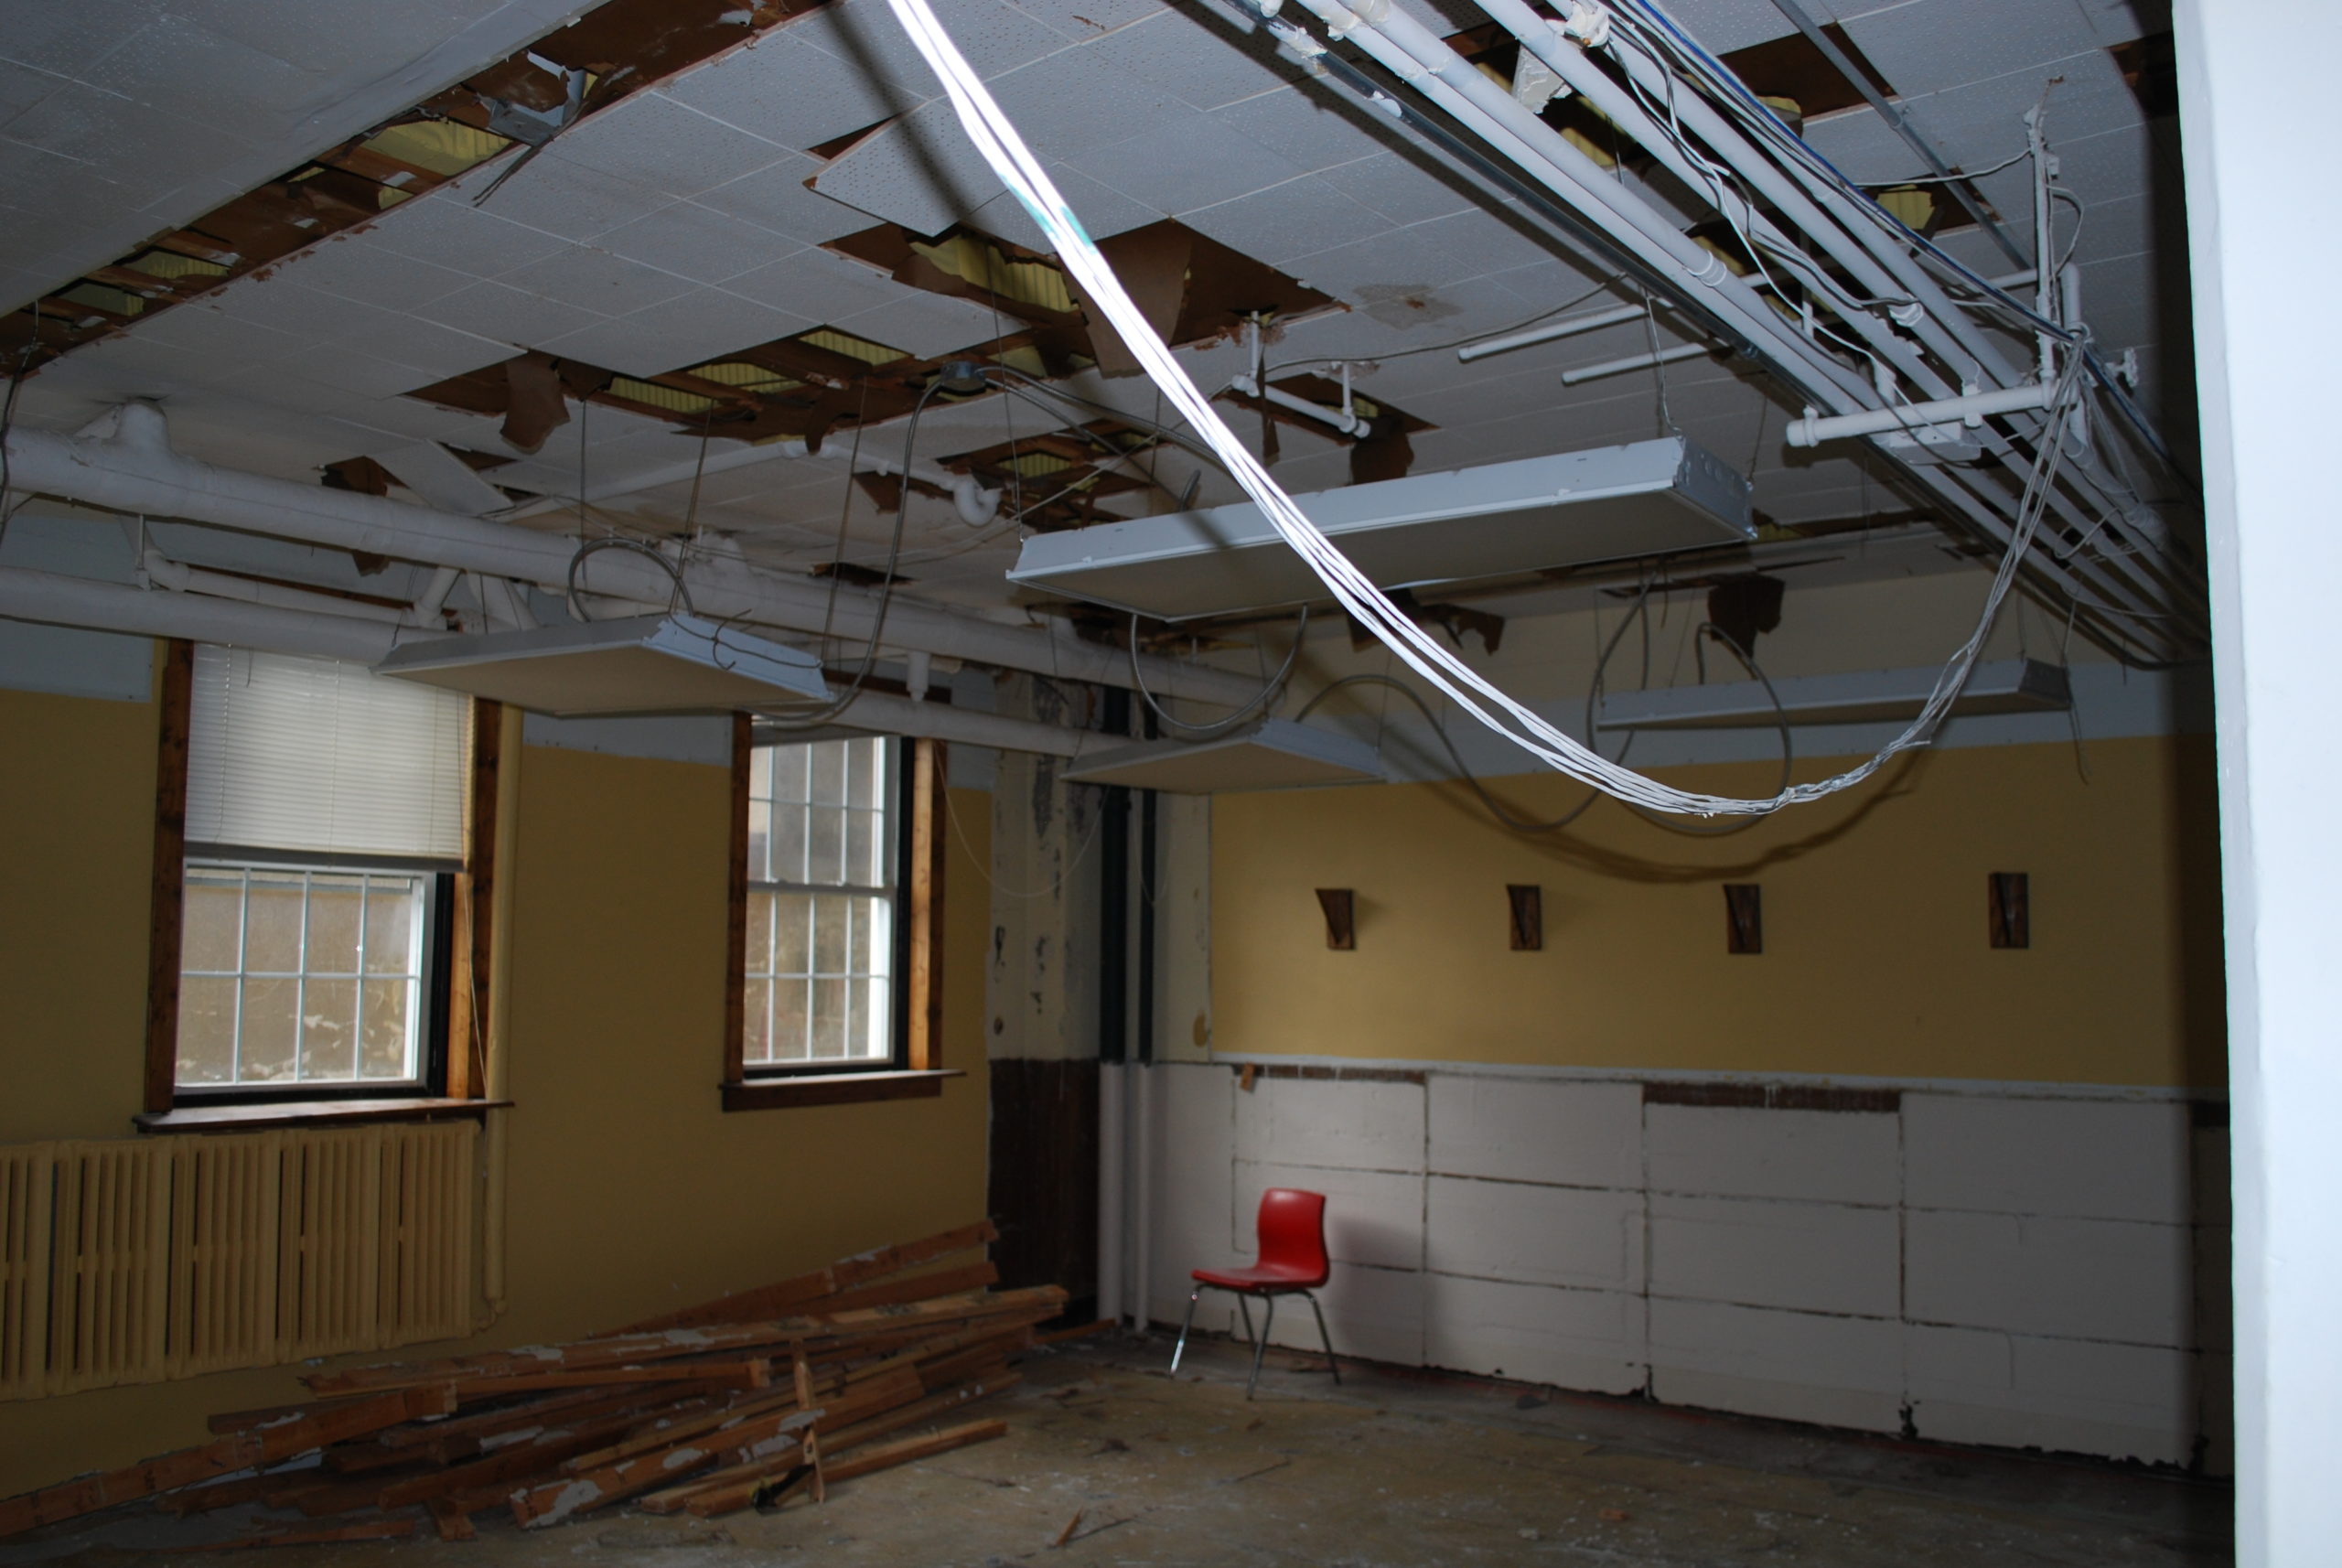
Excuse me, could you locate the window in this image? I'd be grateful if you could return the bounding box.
[145,643,499,1119]
[743,736,901,1068]
[724,718,951,1109]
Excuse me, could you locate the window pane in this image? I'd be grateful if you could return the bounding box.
[177,977,238,1084]
[747,798,770,884]
[743,979,771,1064]
[745,892,775,975]
[847,739,879,808]
[776,894,811,977]
[360,979,414,1079]
[807,807,843,885]
[771,745,808,804]
[773,800,806,884]
[749,745,771,802]
[810,742,846,805]
[305,876,363,974]
[846,896,870,974]
[239,978,298,1082]
[183,874,244,972]
[363,881,419,975]
[812,896,847,974]
[243,875,305,973]
[810,978,846,1058]
[301,977,359,1081]
[773,978,810,1060]
[846,810,876,887]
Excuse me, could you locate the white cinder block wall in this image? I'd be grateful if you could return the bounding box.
[1144,1061,2229,1471]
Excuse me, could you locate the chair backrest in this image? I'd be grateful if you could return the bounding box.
[1254,1187,1330,1285]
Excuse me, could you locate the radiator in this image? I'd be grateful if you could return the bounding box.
[0,1122,477,1401]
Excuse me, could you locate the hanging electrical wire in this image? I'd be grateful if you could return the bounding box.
[1127,607,1310,737]
[875,0,2080,817]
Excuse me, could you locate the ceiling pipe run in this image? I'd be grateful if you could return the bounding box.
[1,403,1266,708]
[0,564,1112,757]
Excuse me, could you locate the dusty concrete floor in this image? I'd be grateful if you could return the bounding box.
[3,1330,2231,1567]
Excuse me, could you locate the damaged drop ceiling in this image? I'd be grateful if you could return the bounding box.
[0,0,2191,653]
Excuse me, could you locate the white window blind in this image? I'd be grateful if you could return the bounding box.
[187,647,469,861]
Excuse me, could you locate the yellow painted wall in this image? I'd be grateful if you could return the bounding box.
[1212,736,2224,1088]
[0,685,995,1498]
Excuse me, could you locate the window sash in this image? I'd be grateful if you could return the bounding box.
[174,860,444,1095]
[739,737,908,1076]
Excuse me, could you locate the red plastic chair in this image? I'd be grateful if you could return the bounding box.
[1170,1187,1340,1398]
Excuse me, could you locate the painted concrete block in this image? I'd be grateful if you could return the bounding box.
[1235,1161,1422,1272]
[1649,1195,1901,1317]
[1425,1176,1642,1293]
[1423,1274,1646,1396]
[1646,1104,1899,1206]
[1903,1093,2192,1223]
[1906,1210,2194,1347]
[1427,1075,1640,1190]
[1264,1261,1423,1369]
[1231,1072,1425,1174]
[1145,1063,1238,1330]
[1905,1324,2198,1466]
[1649,1298,1905,1434]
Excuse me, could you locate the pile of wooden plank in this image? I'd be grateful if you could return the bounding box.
[0,1221,1060,1545]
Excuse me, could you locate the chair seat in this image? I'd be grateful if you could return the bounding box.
[1191,1262,1327,1293]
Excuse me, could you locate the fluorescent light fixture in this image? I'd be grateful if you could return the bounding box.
[1009,436,1753,622]
[376,613,830,716]
[1060,718,1384,793]
[1595,658,2072,730]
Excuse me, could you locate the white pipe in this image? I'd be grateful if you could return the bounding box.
[0,565,445,662]
[4,562,1119,758]
[1787,383,2056,446]
[413,564,461,623]
[1561,342,1710,385]
[139,547,414,625]
[1229,373,1367,437]
[1456,303,1647,361]
[3,403,1263,706]
[499,431,995,523]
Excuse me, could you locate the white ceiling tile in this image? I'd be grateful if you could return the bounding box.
[328,313,512,380]
[497,246,700,317]
[1799,106,1928,185]
[661,33,925,156]
[1179,177,1391,267]
[1074,113,1307,215]
[2047,121,2155,205]
[349,193,575,277]
[1075,7,1292,111]
[268,235,475,312]
[696,154,878,244]
[2079,0,2162,46]
[122,301,308,363]
[276,349,449,400]
[1403,209,1560,281]
[1213,88,1389,176]
[538,289,819,378]
[203,278,404,343]
[596,201,802,285]
[793,0,1066,96]
[1653,0,1818,54]
[724,247,905,323]
[412,280,607,353]
[1842,0,2103,97]
[0,0,153,79]
[1003,0,1169,44]
[968,165,1163,248]
[834,288,1002,358]
[810,98,1007,236]
[77,16,323,145]
[546,91,799,199]
[452,154,677,243]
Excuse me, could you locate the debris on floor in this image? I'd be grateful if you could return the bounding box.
[0,1221,1056,1545]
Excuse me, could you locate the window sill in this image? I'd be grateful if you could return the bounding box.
[134,1098,510,1134]
[721,1069,962,1112]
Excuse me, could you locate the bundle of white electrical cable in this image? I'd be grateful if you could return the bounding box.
[876,0,2062,818]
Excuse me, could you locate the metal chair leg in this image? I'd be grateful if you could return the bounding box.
[1246,1295,1277,1400]
[1235,1293,1255,1350]
[1170,1287,1202,1373]
[1305,1291,1339,1384]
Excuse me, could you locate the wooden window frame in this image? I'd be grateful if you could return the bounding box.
[721,714,957,1112]
[138,640,504,1130]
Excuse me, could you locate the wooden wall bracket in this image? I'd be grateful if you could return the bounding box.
[1989,871,2030,949]
[1723,884,1763,955]
[1315,888,1356,950]
[1507,885,1542,950]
